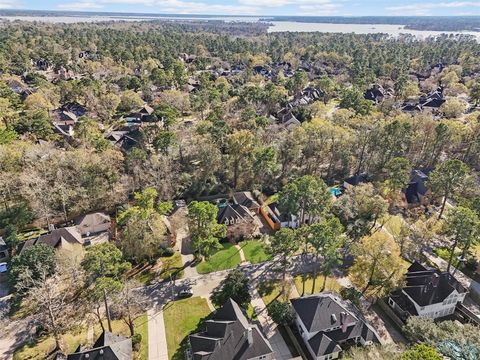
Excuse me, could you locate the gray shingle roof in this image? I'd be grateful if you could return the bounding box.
[189,299,273,360]
[67,331,132,360]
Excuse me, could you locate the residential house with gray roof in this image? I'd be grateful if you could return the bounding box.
[188,298,274,360]
[291,292,380,360]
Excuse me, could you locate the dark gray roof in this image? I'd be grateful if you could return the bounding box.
[233,192,260,210]
[291,293,357,333]
[291,292,381,357]
[402,261,467,307]
[17,227,83,254]
[67,331,132,360]
[217,204,254,225]
[189,299,273,360]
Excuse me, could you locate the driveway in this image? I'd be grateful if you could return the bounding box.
[147,309,169,360]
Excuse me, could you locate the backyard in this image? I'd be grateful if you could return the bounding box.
[196,243,242,274]
[163,297,211,360]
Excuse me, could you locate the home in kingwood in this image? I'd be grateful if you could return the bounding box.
[217,201,260,241]
[388,261,468,321]
[403,169,431,208]
[291,292,381,360]
[188,298,274,360]
[125,104,155,124]
[56,331,132,360]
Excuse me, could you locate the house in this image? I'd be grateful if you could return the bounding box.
[51,108,78,138]
[403,169,430,206]
[233,191,260,213]
[125,104,155,123]
[343,174,368,189]
[217,203,260,241]
[74,212,112,246]
[364,84,386,103]
[277,110,301,130]
[188,298,274,360]
[291,292,381,360]
[262,202,299,229]
[63,331,132,360]
[106,129,141,152]
[0,237,9,263]
[388,261,468,321]
[17,226,83,254]
[420,88,445,108]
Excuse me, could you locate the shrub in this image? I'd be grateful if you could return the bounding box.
[132,333,142,350]
[267,300,295,326]
[160,247,175,257]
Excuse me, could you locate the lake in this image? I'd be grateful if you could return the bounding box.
[1,15,479,41]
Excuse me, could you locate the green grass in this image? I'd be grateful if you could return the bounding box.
[433,247,459,266]
[159,252,184,280]
[258,279,295,306]
[246,303,257,320]
[196,243,242,274]
[14,327,88,360]
[93,313,149,360]
[293,274,342,296]
[163,297,211,360]
[382,214,404,238]
[240,240,271,264]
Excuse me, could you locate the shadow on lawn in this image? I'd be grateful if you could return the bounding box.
[170,312,214,360]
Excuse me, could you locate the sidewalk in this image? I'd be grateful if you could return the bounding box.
[147,308,169,360]
[250,287,293,360]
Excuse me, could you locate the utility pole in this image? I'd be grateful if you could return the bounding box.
[103,288,113,332]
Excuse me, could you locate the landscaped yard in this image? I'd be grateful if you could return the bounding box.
[293,274,342,296]
[382,214,404,237]
[258,279,296,306]
[14,313,149,360]
[14,328,88,360]
[133,252,184,285]
[163,297,211,360]
[240,240,271,264]
[196,243,241,274]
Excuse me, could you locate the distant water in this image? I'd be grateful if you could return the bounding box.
[1,15,479,41]
[267,21,480,40]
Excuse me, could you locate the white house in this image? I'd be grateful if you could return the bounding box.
[291,292,381,360]
[388,261,468,321]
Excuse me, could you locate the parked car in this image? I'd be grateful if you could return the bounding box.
[177,289,193,299]
[0,263,7,273]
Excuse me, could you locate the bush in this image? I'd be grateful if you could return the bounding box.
[464,257,478,271]
[160,247,175,257]
[132,333,142,350]
[267,300,295,326]
[340,286,362,307]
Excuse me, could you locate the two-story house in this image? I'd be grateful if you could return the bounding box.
[291,292,380,360]
[388,261,468,320]
[188,298,274,360]
[217,203,260,241]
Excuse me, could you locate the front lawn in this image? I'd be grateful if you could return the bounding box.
[133,252,184,285]
[382,214,404,237]
[258,279,295,306]
[14,327,88,360]
[163,297,211,360]
[294,274,342,296]
[240,240,271,264]
[159,252,184,280]
[196,243,241,274]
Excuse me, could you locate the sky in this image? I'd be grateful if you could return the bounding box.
[1,0,480,16]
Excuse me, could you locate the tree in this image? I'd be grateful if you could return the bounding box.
[210,268,251,309]
[117,188,168,263]
[440,98,467,119]
[349,231,406,297]
[384,157,412,199]
[332,183,388,245]
[9,243,56,291]
[278,175,332,225]
[15,267,82,351]
[111,280,147,336]
[187,201,227,259]
[266,228,300,296]
[402,344,442,360]
[267,300,295,326]
[428,160,471,219]
[81,243,131,284]
[225,130,256,189]
[339,87,373,115]
[442,207,479,273]
[153,131,176,155]
[117,90,144,113]
[306,217,345,294]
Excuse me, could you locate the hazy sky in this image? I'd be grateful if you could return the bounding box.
[1,0,480,16]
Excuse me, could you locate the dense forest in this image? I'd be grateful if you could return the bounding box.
[1,18,480,360]
[0,20,479,229]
